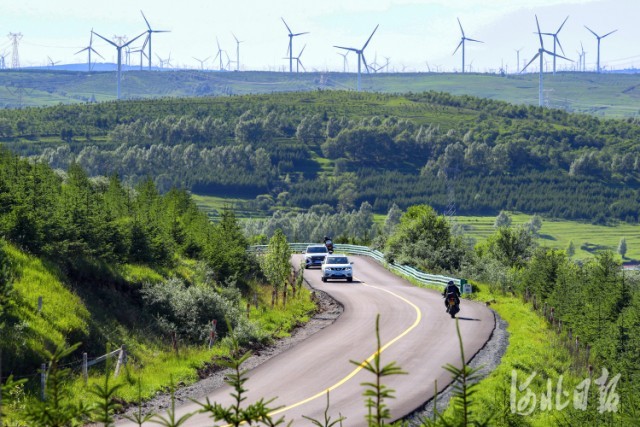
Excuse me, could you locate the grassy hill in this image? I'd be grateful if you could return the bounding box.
[1,69,640,118]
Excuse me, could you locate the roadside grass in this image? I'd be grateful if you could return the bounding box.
[190,193,261,220]
[61,285,316,409]
[7,243,90,354]
[456,213,640,261]
[441,283,585,426]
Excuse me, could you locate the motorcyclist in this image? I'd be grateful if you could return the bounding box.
[443,280,461,312]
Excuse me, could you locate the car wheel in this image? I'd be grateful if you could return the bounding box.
[347,277,353,282]
[322,276,327,282]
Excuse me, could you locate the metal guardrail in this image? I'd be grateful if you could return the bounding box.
[249,243,466,289]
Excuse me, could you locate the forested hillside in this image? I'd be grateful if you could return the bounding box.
[1,91,640,223]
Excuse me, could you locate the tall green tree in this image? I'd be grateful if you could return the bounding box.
[260,229,291,303]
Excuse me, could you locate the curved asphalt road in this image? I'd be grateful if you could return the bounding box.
[116,255,495,426]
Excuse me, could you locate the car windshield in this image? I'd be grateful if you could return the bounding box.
[327,257,348,264]
[308,246,327,253]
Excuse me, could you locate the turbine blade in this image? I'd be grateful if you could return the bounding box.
[362,53,370,73]
[584,26,598,37]
[522,52,540,72]
[453,40,463,55]
[557,15,569,33]
[298,44,306,57]
[92,31,117,47]
[281,17,292,34]
[535,15,544,48]
[140,10,151,30]
[153,30,171,33]
[293,32,309,36]
[603,29,618,38]
[466,37,483,43]
[75,47,88,55]
[334,45,358,53]
[545,50,572,62]
[362,24,379,50]
[90,48,104,59]
[123,32,146,48]
[556,37,566,56]
[142,35,150,50]
[457,17,465,37]
[232,32,238,43]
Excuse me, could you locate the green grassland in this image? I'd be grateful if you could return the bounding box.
[457,213,640,261]
[1,69,639,118]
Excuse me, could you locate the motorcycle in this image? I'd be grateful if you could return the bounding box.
[324,239,334,254]
[445,293,460,318]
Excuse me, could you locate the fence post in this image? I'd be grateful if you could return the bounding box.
[114,345,126,378]
[246,302,250,319]
[253,292,258,309]
[82,352,88,385]
[271,289,276,308]
[40,363,47,401]
[172,332,178,355]
[37,296,43,313]
[209,320,217,349]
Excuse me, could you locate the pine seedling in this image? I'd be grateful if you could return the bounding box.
[122,378,154,426]
[149,376,194,427]
[197,321,287,426]
[302,390,346,427]
[351,314,406,427]
[22,342,90,427]
[89,348,124,427]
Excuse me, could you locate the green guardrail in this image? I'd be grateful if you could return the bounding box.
[249,243,468,291]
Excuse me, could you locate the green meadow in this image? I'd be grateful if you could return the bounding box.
[456,213,640,261]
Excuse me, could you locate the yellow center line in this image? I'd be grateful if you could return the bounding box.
[268,280,423,416]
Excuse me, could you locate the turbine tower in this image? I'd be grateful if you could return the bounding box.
[584,26,617,73]
[452,18,483,73]
[231,33,243,71]
[540,16,569,75]
[514,48,523,74]
[131,47,148,70]
[7,32,22,69]
[334,24,379,92]
[92,30,145,99]
[281,18,308,73]
[141,10,170,70]
[75,29,103,72]
[337,51,349,72]
[214,38,226,71]
[521,15,571,107]
[283,45,306,73]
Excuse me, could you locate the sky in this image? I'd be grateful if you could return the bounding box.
[1,0,639,73]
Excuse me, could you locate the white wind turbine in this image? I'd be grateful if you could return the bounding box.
[453,18,483,73]
[334,24,379,91]
[584,26,617,73]
[282,18,309,73]
[540,16,569,74]
[92,30,145,99]
[521,15,572,107]
[75,29,103,72]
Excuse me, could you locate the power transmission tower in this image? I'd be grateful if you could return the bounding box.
[8,32,22,69]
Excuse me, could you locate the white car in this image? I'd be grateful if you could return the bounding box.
[321,254,353,282]
[303,244,329,269]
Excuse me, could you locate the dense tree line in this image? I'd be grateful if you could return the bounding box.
[2,91,640,222]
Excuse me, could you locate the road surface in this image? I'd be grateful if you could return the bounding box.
[116,254,495,426]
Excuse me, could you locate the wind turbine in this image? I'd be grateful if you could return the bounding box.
[579,42,587,72]
[584,26,617,73]
[131,47,148,70]
[231,33,243,71]
[214,38,226,71]
[75,29,103,72]
[514,48,523,74]
[453,18,483,73]
[92,30,145,99]
[193,56,210,70]
[281,18,309,73]
[337,51,349,72]
[288,45,306,72]
[334,24,379,91]
[540,15,569,75]
[46,56,60,68]
[521,15,571,107]
[141,10,170,70]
